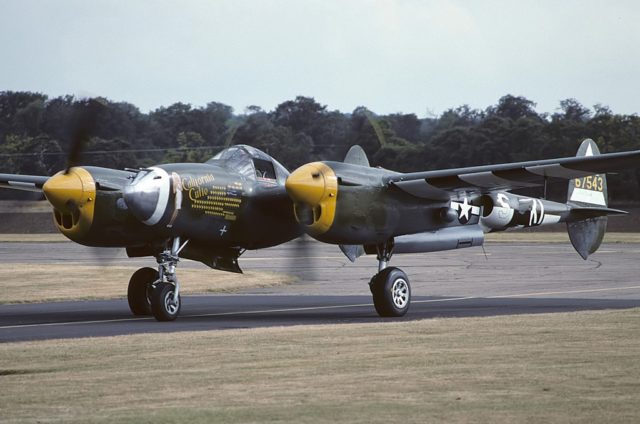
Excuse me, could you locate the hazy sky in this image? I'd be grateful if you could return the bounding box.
[1,0,639,116]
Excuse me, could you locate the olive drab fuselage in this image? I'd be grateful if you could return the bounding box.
[124,162,300,249]
[50,147,301,252]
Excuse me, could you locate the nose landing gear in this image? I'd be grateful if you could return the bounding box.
[126,237,188,322]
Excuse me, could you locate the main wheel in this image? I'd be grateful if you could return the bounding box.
[369,267,411,317]
[127,267,158,316]
[150,282,181,322]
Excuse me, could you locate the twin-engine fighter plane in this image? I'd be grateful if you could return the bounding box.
[1,138,639,321]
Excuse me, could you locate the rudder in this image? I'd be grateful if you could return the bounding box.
[566,139,607,259]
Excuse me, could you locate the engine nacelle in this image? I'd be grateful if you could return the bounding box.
[42,166,164,247]
[480,192,568,231]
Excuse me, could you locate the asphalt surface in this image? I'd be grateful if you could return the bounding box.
[2,239,640,342]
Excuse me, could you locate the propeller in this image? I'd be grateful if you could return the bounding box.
[65,97,107,173]
[41,96,123,265]
[282,234,320,283]
[43,97,103,238]
[283,145,372,271]
[363,110,387,148]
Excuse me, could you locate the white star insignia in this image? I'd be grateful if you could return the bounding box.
[458,197,472,221]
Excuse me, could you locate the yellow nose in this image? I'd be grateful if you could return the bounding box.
[43,169,86,212]
[285,162,338,236]
[285,163,329,205]
[42,167,96,237]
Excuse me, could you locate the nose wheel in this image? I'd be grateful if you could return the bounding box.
[151,282,181,321]
[126,237,188,322]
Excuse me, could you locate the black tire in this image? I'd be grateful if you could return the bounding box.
[150,282,181,322]
[127,267,158,316]
[369,267,411,317]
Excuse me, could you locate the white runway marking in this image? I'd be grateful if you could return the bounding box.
[484,285,640,299]
[0,317,153,330]
[1,285,639,331]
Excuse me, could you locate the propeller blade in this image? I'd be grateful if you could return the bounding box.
[283,235,320,283]
[87,246,126,267]
[65,97,107,174]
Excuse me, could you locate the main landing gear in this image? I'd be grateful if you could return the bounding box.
[369,240,411,317]
[127,238,188,322]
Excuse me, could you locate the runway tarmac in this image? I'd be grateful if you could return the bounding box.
[2,239,640,342]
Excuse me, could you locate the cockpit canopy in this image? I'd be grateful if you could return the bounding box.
[207,145,289,185]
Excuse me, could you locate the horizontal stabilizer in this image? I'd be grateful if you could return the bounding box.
[569,206,627,220]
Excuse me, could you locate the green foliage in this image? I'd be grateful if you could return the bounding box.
[163,131,211,163]
[0,134,62,175]
[488,95,541,121]
[81,137,133,170]
[1,91,639,202]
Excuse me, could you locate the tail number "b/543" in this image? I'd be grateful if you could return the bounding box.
[575,175,604,192]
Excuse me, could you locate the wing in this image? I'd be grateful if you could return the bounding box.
[0,173,49,192]
[387,149,640,200]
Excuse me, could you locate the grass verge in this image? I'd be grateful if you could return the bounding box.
[2,264,293,304]
[0,233,67,242]
[0,308,639,423]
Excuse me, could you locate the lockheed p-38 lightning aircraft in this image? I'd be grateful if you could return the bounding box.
[1,138,639,321]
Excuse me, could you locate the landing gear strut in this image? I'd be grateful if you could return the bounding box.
[369,240,411,317]
[126,237,189,322]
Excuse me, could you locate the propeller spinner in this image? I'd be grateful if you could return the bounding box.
[42,167,96,238]
[285,162,338,236]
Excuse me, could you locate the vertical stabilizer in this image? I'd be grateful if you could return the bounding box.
[343,145,370,167]
[567,139,607,259]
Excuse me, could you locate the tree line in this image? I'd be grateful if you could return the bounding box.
[1,91,639,202]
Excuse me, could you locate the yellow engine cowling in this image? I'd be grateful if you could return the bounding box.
[285,162,338,237]
[42,167,96,242]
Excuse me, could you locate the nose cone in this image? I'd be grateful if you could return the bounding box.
[43,169,86,212]
[42,167,96,237]
[124,167,171,226]
[285,163,329,205]
[285,162,338,236]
